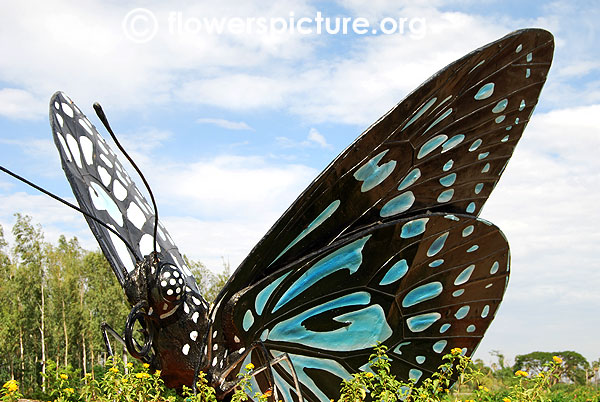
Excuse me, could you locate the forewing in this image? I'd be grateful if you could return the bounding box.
[49,92,196,288]
[225,214,509,401]
[213,28,552,306]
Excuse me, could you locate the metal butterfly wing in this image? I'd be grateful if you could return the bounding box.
[49,92,212,388]
[205,28,554,401]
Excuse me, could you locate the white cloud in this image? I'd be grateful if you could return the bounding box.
[475,104,600,363]
[277,127,331,149]
[196,118,253,130]
[149,154,316,269]
[0,88,46,120]
[0,191,97,252]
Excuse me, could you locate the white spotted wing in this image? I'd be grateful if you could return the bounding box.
[49,92,197,290]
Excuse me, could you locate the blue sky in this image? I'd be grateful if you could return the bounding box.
[0,1,598,366]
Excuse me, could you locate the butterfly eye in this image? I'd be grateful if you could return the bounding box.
[158,263,185,304]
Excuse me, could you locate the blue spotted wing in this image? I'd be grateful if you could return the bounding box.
[49,92,200,296]
[207,29,553,400]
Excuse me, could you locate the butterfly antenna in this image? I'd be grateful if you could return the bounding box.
[0,165,137,256]
[93,103,159,256]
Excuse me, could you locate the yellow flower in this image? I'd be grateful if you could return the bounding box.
[126,362,133,368]
[450,347,462,355]
[553,356,563,364]
[515,370,529,377]
[135,372,150,379]
[109,367,119,373]
[60,374,68,380]
[478,385,483,390]
[365,372,374,378]
[484,386,489,392]
[537,372,545,378]
[3,380,18,393]
[503,398,511,402]
[245,363,255,371]
[155,370,162,376]
[121,378,128,384]
[143,363,150,368]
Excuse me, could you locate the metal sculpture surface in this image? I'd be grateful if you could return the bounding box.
[19,28,555,401]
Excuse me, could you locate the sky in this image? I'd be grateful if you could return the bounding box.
[0,0,598,367]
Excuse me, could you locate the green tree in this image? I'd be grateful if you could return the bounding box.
[0,223,18,380]
[11,214,46,392]
[185,256,231,303]
[514,350,590,385]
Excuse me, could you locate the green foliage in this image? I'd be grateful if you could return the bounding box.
[0,214,216,395]
[42,359,81,402]
[514,350,590,385]
[185,256,231,303]
[181,371,217,402]
[232,363,270,402]
[337,344,472,402]
[1,379,22,402]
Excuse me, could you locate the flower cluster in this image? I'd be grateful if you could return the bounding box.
[1,381,17,394]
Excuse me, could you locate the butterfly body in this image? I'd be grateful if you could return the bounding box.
[42,28,553,401]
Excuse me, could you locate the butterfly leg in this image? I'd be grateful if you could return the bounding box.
[253,341,276,397]
[100,322,126,357]
[217,344,303,402]
[123,300,155,363]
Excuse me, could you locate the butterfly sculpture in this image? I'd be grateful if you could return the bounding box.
[43,28,554,401]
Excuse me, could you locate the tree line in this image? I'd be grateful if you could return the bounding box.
[0,214,228,396]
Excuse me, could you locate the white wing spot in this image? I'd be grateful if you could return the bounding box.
[184,303,190,314]
[97,141,109,156]
[89,182,123,226]
[54,101,60,109]
[167,289,173,295]
[213,344,218,351]
[55,113,64,127]
[98,166,112,186]
[190,331,198,341]
[78,118,93,135]
[213,330,217,338]
[212,357,217,366]
[234,335,240,343]
[139,234,153,256]
[61,103,73,117]
[192,312,199,323]
[113,180,127,201]
[79,136,94,165]
[56,133,72,161]
[66,134,83,168]
[182,344,190,355]
[170,278,176,286]
[127,202,146,229]
[106,224,135,272]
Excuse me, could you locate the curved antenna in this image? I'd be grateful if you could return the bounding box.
[0,165,137,256]
[93,103,159,256]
